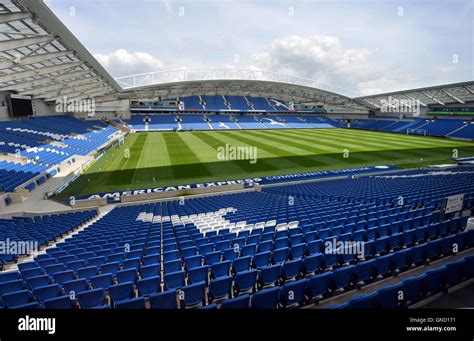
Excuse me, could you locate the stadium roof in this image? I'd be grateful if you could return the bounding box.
[115,68,370,110]
[0,0,120,102]
[1,0,473,111]
[354,81,474,110]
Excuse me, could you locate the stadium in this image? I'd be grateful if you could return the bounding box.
[0,0,474,331]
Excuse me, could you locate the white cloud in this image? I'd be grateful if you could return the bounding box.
[248,34,391,94]
[92,36,468,96]
[94,49,165,77]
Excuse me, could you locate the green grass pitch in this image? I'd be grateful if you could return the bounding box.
[59,128,474,199]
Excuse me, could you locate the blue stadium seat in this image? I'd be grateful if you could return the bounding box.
[116,269,137,284]
[463,255,474,279]
[76,266,98,280]
[223,248,238,261]
[211,261,231,279]
[424,266,447,295]
[440,235,456,256]
[346,292,378,309]
[108,253,126,264]
[2,290,36,308]
[137,276,161,297]
[164,260,182,273]
[375,253,393,278]
[393,249,411,273]
[445,259,465,287]
[26,275,53,290]
[0,271,21,283]
[21,268,45,279]
[241,244,257,257]
[306,272,332,301]
[188,265,210,284]
[150,290,177,309]
[354,259,375,285]
[87,256,106,267]
[279,279,307,308]
[274,237,288,249]
[181,246,198,259]
[280,259,302,282]
[53,270,75,285]
[251,286,280,309]
[164,271,185,290]
[122,257,141,270]
[163,250,180,262]
[302,253,322,275]
[402,274,427,306]
[305,240,322,255]
[232,256,252,273]
[77,288,108,309]
[332,265,354,291]
[374,236,389,254]
[409,244,427,266]
[208,276,233,302]
[185,255,202,270]
[143,255,160,266]
[221,294,250,309]
[234,270,258,295]
[377,283,403,309]
[204,249,223,265]
[258,264,281,288]
[0,279,26,295]
[140,264,160,279]
[416,227,429,243]
[63,278,89,294]
[201,303,217,309]
[388,233,402,251]
[109,282,135,304]
[271,247,289,264]
[426,240,441,262]
[43,296,76,309]
[323,253,339,269]
[100,262,120,276]
[253,252,271,268]
[180,282,206,308]
[18,262,38,272]
[115,297,146,309]
[33,284,63,304]
[289,243,305,259]
[258,241,272,253]
[402,230,416,248]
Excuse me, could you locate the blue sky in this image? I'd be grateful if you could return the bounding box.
[45,0,473,95]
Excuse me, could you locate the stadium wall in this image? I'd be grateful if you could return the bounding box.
[0,91,65,121]
[0,92,9,120]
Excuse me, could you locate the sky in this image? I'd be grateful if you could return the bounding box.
[44,0,473,95]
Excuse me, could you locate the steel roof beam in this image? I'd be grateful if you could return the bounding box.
[0,35,54,52]
[0,50,73,70]
[0,12,32,23]
[0,61,83,82]
[442,89,465,104]
[422,92,445,105]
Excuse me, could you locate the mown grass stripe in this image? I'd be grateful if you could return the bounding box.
[162,132,212,178]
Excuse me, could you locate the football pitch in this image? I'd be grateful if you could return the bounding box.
[59,128,474,198]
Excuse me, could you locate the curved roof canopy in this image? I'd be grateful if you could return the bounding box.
[116,69,369,110]
[0,0,120,102]
[355,81,474,109]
